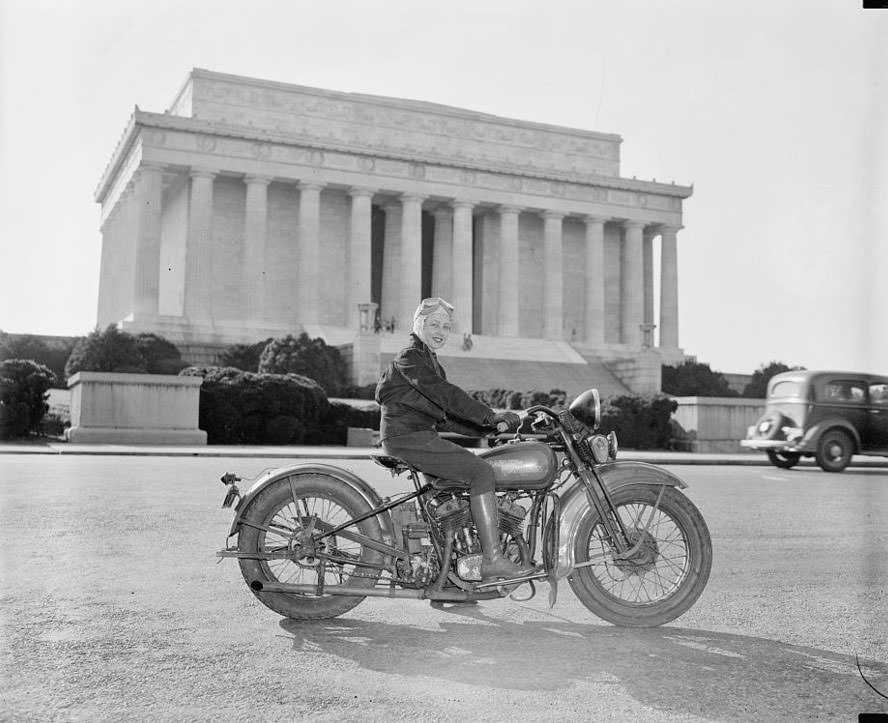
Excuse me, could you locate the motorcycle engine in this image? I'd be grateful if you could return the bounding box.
[433,494,528,581]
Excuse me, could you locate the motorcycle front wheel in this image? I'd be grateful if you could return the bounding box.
[568,484,712,627]
[237,473,385,620]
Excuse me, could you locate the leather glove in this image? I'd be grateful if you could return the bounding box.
[491,411,521,433]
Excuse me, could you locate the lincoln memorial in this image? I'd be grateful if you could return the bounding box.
[95,69,691,396]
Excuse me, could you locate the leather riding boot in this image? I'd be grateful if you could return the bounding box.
[471,492,536,581]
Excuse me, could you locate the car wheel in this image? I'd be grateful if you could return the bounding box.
[815,429,854,473]
[766,450,801,469]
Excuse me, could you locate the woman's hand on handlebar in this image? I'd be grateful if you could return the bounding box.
[491,411,523,433]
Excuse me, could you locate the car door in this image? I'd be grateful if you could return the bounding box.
[863,380,888,452]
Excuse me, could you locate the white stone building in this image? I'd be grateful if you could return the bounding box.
[95,69,691,396]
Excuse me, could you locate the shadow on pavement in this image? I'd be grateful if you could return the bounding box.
[281,610,887,720]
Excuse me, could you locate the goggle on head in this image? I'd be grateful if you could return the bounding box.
[413,297,454,350]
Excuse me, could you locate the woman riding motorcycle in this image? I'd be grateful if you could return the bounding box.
[375,297,536,582]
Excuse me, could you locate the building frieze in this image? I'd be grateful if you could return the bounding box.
[96,109,691,215]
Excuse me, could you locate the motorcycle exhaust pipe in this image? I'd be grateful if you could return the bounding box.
[251,580,476,602]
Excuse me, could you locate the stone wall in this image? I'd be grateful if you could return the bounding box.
[671,396,765,453]
[66,372,206,445]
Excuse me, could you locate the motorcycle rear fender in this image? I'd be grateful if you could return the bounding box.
[227,463,395,545]
[554,461,687,579]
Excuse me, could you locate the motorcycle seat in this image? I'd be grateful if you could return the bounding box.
[370,454,418,475]
[371,455,468,490]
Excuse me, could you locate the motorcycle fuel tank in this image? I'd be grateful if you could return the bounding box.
[479,441,558,490]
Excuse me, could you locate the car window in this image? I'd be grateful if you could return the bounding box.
[770,380,802,398]
[820,381,866,404]
[870,383,888,406]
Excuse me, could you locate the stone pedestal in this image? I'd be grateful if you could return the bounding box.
[66,372,206,445]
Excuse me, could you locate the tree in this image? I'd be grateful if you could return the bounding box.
[742,361,803,398]
[258,333,348,395]
[661,361,738,397]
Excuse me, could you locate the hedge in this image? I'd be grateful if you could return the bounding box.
[180,366,332,445]
[599,394,678,450]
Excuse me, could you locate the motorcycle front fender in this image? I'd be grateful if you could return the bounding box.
[554,461,688,579]
[227,463,395,546]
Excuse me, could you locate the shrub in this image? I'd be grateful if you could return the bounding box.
[258,333,348,396]
[65,326,185,378]
[0,359,56,439]
[181,366,330,445]
[308,402,382,445]
[0,333,76,388]
[662,361,738,397]
[217,338,273,372]
[599,394,678,450]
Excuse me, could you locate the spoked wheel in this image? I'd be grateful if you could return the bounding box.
[568,484,712,627]
[237,473,385,620]
[766,450,801,469]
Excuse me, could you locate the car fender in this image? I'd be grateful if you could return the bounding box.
[801,418,861,452]
[227,463,394,544]
[554,461,687,579]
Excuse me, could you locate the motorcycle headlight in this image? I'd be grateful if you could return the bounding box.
[586,434,611,464]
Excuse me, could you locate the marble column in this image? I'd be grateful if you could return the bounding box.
[243,174,271,322]
[132,163,163,319]
[542,210,564,340]
[380,202,402,330]
[659,225,681,349]
[643,227,655,327]
[431,207,453,302]
[122,183,136,318]
[297,182,322,325]
[621,221,645,346]
[348,187,375,328]
[451,200,474,334]
[583,215,607,346]
[97,193,123,326]
[185,168,215,320]
[497,205,521,336]
[399,194,425,333]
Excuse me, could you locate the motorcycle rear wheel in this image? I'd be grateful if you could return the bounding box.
[568,484,712,627]
[237,473,385,620]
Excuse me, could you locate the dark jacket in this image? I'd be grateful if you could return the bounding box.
[375,334,495,441]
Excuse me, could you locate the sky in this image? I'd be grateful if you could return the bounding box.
[1,0,885,375]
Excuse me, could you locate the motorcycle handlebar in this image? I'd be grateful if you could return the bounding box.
[495,410,530,433]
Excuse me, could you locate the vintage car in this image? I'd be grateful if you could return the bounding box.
[741,370,888,472]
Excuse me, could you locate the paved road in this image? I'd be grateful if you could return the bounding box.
[1,454,886,722]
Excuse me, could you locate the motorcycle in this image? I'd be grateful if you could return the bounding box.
[216,389,712,627]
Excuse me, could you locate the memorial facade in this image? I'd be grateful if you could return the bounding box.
[95,69,691,394]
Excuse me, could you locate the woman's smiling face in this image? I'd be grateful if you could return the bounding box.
[420,311,452,350]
